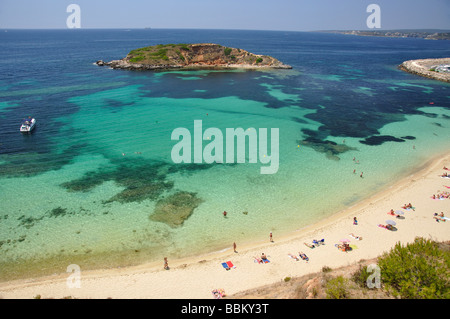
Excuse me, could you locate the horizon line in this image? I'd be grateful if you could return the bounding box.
[1,27,449,32]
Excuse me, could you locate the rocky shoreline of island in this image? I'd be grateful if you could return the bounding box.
[399,58,450,83]
[96,43,292,71]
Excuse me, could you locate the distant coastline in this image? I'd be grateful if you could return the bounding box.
[319,30,450,41]
[399,58,450,83]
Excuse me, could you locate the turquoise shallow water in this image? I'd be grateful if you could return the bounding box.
[0,29,449,280]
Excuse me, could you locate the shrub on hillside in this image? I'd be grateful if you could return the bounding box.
[377,237,450,299]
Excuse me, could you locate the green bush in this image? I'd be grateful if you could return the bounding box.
[325,276,349,299]
[129,55,145,63]
[256,58,263,64]
[224,47,232,56]
[378,237,450,299]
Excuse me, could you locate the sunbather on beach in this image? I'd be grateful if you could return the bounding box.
[289,253,299,261]
[433,213,446,222]
[349,233,362,240]
[313,239,325,245]
[304,242,315,249]
[299,252,309,261]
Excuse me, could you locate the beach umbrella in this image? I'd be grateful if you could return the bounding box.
[340,238,350,243]
[386,220,396,226]
[394,210,404,215]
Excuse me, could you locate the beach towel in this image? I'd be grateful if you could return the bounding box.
[254,257,270,264]
[313,239,325,245]
[222,262,235,270]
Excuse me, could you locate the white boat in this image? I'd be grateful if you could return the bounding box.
[20,117,36,133]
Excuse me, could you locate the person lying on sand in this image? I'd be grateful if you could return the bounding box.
[387,211,403,218]
[402,203,415,210]
[335,243,351,252]
[288,253,299,261]
[298,252,309,261]
[304,242,315,249]
[313,239,325,246]
[433,213,446,222]
[349,233,362,240]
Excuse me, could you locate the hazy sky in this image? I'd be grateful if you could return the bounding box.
[1,0,449,31]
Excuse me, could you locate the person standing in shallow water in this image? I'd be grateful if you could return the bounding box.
[164,257,169,270]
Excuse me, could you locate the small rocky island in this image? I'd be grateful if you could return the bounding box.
[399,58,450,83]
[96,43,292,71]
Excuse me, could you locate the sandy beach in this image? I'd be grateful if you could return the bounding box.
[0,152,449,299]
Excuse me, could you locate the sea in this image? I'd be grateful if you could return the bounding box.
[0,29,449,280]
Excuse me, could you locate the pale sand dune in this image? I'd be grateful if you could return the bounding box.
[0,152,449,299]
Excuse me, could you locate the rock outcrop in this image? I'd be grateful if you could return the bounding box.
[96,43,292,71]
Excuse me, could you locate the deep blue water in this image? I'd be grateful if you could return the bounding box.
[1,29,449,161]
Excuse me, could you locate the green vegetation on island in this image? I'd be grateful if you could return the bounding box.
[96,43,292,70]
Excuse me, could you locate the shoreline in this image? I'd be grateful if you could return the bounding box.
[0,151,449,299]
[399,58,450,83]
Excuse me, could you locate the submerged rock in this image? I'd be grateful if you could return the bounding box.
[299,138,357,161]
[149,191,203,228]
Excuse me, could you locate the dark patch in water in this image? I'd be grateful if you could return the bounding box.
[359,135,406,146]
[298,135,357,161]
[149,191,203,228]
[103,99,135,109]
[0,144,85,178]
[400,136,416,140]
[61,159,213,204]
[48,207,69,218]
[17,215,44,229]
[291,117,309,124]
